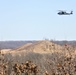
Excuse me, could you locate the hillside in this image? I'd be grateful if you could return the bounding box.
[9,40,63,55]
[1,40,76,75]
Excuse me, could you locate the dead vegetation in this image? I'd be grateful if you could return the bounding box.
[12,60,39,75]
[0,40,76,75]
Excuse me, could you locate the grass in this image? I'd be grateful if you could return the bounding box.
[1,44,76,75]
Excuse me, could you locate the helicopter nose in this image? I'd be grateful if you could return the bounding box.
[57,13,59,14]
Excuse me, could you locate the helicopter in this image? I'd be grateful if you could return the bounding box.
[57,10,73,15]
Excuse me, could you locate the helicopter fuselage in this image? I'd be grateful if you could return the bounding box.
[58,11,73,15]
[58,12,71,15]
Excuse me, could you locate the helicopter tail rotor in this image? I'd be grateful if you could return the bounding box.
[71,11,73,14]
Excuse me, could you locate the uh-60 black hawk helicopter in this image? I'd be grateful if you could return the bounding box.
[57,10,73,15]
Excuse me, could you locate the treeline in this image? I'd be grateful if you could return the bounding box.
[0,41,36,49]
[0,40,76,49]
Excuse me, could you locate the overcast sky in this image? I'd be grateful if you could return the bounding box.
[0,0,76,41]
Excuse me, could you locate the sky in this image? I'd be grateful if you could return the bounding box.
[0,0,76,41]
